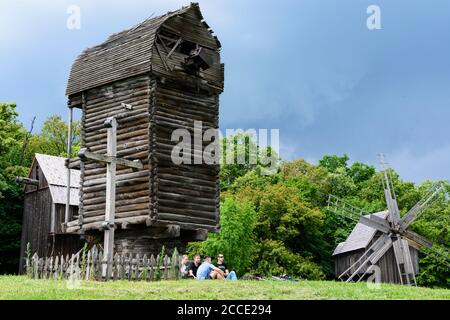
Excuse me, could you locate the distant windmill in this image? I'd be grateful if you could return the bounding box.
[328,154,450,285]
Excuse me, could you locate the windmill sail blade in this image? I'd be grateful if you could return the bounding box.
[402,230,450,264]
[399,183,445,232]
[378,154,401,223]
[392,237,416,286]
[327,195,390,233]
[327,194,371,222]
[402,230,433,249]
[339,233,392,282]
[382,168,400,223]
[359,215,391,234]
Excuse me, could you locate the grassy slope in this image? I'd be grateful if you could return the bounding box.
[0,276,449,300]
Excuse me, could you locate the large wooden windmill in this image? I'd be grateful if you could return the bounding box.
[328,155,449,285]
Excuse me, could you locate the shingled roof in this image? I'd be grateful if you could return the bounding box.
[66,3,220,96]
[33,154,80,206]
[332,211,389,256]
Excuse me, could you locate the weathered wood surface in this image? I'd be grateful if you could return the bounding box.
[67,3,223,236]
[66,3,222,96]
[27,246,182,281]
[77,75,151,227]
[334,235,420,284]
[19,188,52,272]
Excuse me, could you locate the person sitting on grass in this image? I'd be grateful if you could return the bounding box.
[196,256,224,280]
[187,254,201,279]
[180,255,190,279]
[215,254,238,281]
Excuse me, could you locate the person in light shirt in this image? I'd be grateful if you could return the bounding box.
[196,256,224,280]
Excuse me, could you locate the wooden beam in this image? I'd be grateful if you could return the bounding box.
[167,37,182,60]
[15,176,39,186]
[65,157,81,169]
[102,117,117,279]
[402,230,433,249]
[78,148,143,170]
[359,216,391,234]
[65,106,74,229]
[139,225,181,239]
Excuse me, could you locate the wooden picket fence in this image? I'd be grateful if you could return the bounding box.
[26,245,183,281]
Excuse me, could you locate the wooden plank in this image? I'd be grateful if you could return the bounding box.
[102,118,117,280]
[78,149,143,170]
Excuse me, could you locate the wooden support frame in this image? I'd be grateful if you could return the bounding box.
[103,117,117,279]
[15,176,39,186]
[78,149,143,170]
[64,106,73,230]
[78,116,144,280]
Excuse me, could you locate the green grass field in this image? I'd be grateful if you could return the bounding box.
[0,276,449,300]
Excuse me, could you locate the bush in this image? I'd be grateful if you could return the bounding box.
[252,240,324,280]
[188,198,257,275]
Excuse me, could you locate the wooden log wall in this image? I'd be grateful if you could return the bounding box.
[152,78,220,232]
[115,229,187,257]
[78,75,151,228]
[55,204,78,234]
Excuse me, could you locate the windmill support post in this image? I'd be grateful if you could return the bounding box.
[64,106,73,231]
[78,116,143,280]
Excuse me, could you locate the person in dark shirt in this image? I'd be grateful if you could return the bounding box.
[214,254,237,280]
[188,254,201,278]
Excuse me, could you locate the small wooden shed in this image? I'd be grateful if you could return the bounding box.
[64,3,224,255]
[18,154,82,272]
[333,211,420,284]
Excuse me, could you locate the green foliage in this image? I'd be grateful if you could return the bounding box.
[252,240,324,279]
[25,115,81,159]
[220,133,280,191]
[318,154,349,173]
[210,147,450,286]
[0,103,28,274]
[348,162,376,184]
[188,198,257,275]
[416,246,450,288]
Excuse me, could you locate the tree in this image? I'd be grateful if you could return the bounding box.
[0,103,28,274]
[348,162,376,184]
[26,115,81,158]
[236,183,326,278]
[220,133,280,191]
[318,154,349,173]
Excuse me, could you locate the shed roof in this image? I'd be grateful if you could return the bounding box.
[33,154,80,206]
[332,211,389,256]
[66,3,219,96]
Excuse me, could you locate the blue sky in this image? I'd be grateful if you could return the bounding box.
[1,0,449,183]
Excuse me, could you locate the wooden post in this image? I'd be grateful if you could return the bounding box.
[65,106,73,229]
[78,115,143,280]
[102,117,117,279]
